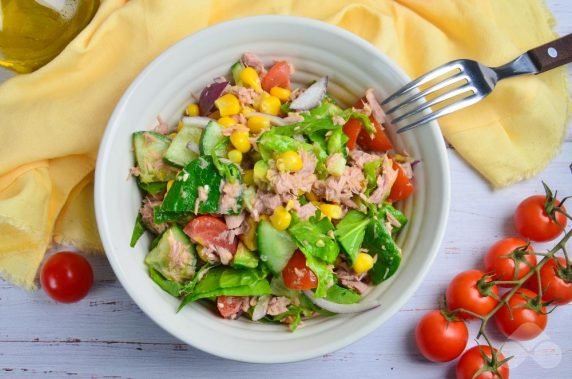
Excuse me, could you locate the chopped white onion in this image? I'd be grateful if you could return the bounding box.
[303,290,381,314]
[251,295,270,321]
[290,76,328,111]
[181,116,213,128]
[186,141,200,154]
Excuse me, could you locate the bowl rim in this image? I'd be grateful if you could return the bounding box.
[95,15,450,363]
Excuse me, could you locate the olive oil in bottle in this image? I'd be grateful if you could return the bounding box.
[0,0,99,73]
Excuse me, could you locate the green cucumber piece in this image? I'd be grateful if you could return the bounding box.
[132,131,178,183]
[163,124,202,167]
[257,220,297,273]
[231,61,245,86]
[199,121,225,156]
[144,225,197,284]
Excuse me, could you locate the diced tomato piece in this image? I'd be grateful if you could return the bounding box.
[342,118,362,150]
[261,61,291,92]
[353,97,393,152]
[388,161,414,202]
[183,215,237,254]
[282,250,318,290]
[216,296,245,319]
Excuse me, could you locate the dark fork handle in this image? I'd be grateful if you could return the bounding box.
[527,33,572,73]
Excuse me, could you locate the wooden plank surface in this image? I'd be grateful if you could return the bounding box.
[1,2,571,378]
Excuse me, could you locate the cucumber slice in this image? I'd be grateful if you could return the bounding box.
[144,225,197,284]
[133,131,178,183]
[257,220,297,273]
[199,121,225,156]
[231,61,245,86]
[163,125,202,167]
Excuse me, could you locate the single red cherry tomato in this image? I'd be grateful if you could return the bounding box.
[282,250,318,290]
[184,215,237,254]
[40,252,93,303]
[514,194,567,242]
[494,288,547,340]
[446,270,499,319]
[261,61,291,92]
[483,238,536,287]
[528,257,572,305]
[415,310,469,362]
[216,296,246,319]
[342,118,362,150]
[353,97,393,152]
[456,345,509,379]
[388,161,414,202]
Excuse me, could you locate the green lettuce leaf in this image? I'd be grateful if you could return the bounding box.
[334,210,369,264]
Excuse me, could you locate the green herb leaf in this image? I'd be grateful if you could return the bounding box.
[130,213,146,248]
[334,210,369,264]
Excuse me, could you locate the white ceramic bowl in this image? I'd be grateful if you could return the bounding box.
[95,16,450,363]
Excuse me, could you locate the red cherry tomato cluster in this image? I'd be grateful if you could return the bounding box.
[415,184,571,378]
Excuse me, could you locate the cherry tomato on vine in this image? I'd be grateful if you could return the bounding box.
[514,184,568,242]
[40,252,93,303]
[528,257,572,305]
[494,288,547,340]
[446,270,499,319]
[483,238,536,287]
[415,310,468,362]
[456,345,510,379]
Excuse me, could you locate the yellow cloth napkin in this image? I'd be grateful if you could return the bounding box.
[0,0,568,289]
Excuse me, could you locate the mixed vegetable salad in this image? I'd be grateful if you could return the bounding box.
[129,53,415,330]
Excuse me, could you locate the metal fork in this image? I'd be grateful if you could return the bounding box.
[382,34,572,133]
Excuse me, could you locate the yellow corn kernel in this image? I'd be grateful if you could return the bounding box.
[247,115,270,133]
[185,103,200,117]
[259,95,281,116]
[276,150,303,172]
[228,149,243,164]
[177,120,185,132]
[305,192,319,203]
[259,214,269,221]
[243,169,254,186]
[239,67,262,92]
[239,217,258,250]
[166,179,175,192]
[319,203,343,220]
[218,116,237,128]
[353,252,374,274]
[168,132,178,139]
[270,87,291,102]
[285,199,295,211]
[196,245,209,262]
[230,130,251,153]
[253,160,269,183]
[215,93,241,116]
[241,106,255,116]
[270,206,292,231]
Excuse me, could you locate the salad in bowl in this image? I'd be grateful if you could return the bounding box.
[129,53,415,331]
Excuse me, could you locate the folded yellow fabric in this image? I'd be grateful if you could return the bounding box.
[0,0,568,289]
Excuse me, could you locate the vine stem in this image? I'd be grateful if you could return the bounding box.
[474,228,572,349]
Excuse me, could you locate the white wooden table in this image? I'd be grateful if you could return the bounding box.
[1,3,571,378]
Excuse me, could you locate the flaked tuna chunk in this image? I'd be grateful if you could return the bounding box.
[349,149,383,169]
[369,158,398,204]
[335,265,370,295]
[365,88,387,126]
[295,202,318,220]
[219,181,242,214]
[242,52,267,77]
[313,166,365,206]
[251,190,283,221]
[152,116,170,135]
[267,296,292,316]
[268,150,317,195]
[139,195,168,234]
[225,213,246,230]
[226,85,259,106]
[217,296,251,320]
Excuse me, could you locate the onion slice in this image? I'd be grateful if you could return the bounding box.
[251,295,270,321]
[303,290,381,314]
[181,116,213,128]
[199,80,229,116]
[290,76,328,111]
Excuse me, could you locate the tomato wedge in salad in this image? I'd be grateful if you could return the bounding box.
[282,250,318,290]
[183,215,237,254]
[261,61,291,92]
